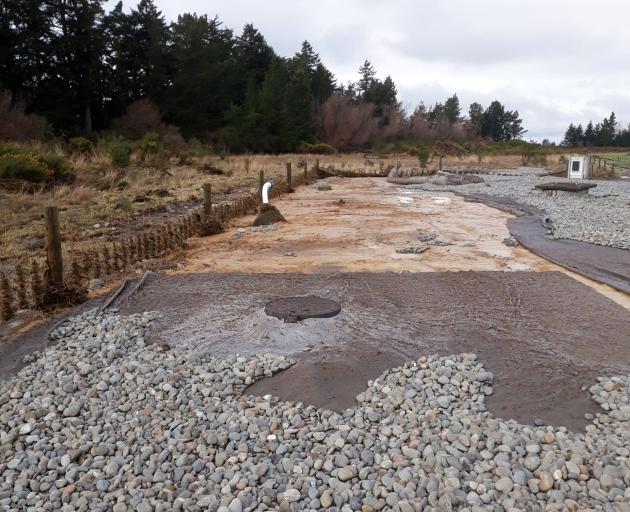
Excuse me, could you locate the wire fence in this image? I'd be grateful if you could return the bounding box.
[0,164,322,321]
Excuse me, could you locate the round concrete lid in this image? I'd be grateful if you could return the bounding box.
[264,296,341,323]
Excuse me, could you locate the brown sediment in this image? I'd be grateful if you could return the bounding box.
[252,205,285,226]
[178,178,629,310]
[113,271,630,431]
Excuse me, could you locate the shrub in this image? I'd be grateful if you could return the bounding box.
[187,138,208,157]
[112,99,163,140]
[0,152,50,182]
[178,151,193,165]
[136,132,161,161]
[416,147,430,168]
[38,153,74,181]
[0,92,52,142]
[102,138,133,168]
[112,99,183,151]
[521,151,547,167]
[160,125,186,153]
[0,147,74,183]
[68,137,94,157]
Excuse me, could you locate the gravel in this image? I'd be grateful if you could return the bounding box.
[2,309,630,511]
[415,168,630,250]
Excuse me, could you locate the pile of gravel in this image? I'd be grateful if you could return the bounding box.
[416,169,630,250]
[1,310,630,511]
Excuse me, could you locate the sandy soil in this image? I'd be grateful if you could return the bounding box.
[180,177,630,309]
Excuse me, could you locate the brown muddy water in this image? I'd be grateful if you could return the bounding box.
[119,271,630,431]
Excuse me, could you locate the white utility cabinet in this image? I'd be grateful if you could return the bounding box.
[567,155,591,179]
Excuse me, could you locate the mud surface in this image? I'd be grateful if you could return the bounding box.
[119,271,630,431]
[466,194,630,294]
[0,300,98,384]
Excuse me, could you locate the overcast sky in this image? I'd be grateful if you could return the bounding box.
[109,0,630,142]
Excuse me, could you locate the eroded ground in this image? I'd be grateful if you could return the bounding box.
[113,178,630,431]
[4,177,630,431]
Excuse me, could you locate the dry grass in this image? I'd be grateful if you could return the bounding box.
[0,151,555,272]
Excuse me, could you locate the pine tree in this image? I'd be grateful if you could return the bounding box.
[0,0,54,105]
[165,14,238,137]
[257,56,288,151]
[562,124,578,147]
[235,23,274,88]
[357,60,376,98]
[102,0,171,120]
[444,94,461,124]
[468,102,484,136]
[38,0,105,133]
[480,101,523,141]
[584,121,595,146]
[285,63,314,148]
[311,63,336,103]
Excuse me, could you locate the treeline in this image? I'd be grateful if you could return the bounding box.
[562,112,630,147]
[1,0,525,151]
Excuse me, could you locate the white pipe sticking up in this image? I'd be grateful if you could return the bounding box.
[262,181,272,204]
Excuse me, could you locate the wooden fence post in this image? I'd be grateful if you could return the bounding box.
[44,206,63,287]
[438,156,443,171]
[304,162,308,182]
[286,162,292,191]
[315,159,320,172]
[202,183,212,217]
[258,170,264,198]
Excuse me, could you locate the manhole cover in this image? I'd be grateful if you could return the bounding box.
[265,296,341,323]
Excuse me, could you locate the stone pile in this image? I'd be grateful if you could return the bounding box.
[1,310,630,511]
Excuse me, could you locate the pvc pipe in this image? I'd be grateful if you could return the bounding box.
[262,181,272,204]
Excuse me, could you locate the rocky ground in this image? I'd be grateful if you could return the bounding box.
[1,310,630,511]
[418,170,630,250]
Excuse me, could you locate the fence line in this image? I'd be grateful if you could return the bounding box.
[0,162,320,321]
[591,155,630,175]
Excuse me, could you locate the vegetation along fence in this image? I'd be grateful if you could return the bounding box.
[591,155,630,175]
[0,160,328,322]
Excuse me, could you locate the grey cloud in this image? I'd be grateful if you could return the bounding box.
[109,0,630,141]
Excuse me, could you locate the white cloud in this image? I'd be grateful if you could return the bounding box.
[108,0,630,142]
